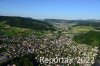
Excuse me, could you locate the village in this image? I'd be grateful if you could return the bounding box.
[0,23,99,66]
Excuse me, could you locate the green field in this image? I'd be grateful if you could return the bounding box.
[73,31,100,46]
[68,26,95,33]
[0,22,33,36]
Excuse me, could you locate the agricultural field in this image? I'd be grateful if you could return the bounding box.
[68,26,95,33]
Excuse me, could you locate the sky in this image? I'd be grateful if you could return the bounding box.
[0,0,100,20]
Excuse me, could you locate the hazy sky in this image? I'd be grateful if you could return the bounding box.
[0,0,100,19]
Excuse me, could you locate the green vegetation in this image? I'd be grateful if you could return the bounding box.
[74,22,100,27]
[0,16,55,31]
[73,31,100,46]
[0,48,6,53]
[0,22,33,36]
[95,27,100,30]
[68,26,94,33]
[0,16,56,36]
[1,16,100,66]
[0,54,40,66]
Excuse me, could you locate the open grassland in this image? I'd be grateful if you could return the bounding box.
[68,26,95,33]
[0,22,33,36]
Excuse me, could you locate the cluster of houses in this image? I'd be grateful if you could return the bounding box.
[0,30,99,66]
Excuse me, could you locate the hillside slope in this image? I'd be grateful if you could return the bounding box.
[0,16,55,30]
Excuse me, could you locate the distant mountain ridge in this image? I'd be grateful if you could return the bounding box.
[44,19,100,23]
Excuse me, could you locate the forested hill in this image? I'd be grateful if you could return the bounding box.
[73,31,100,46]
[0,16,55,30]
